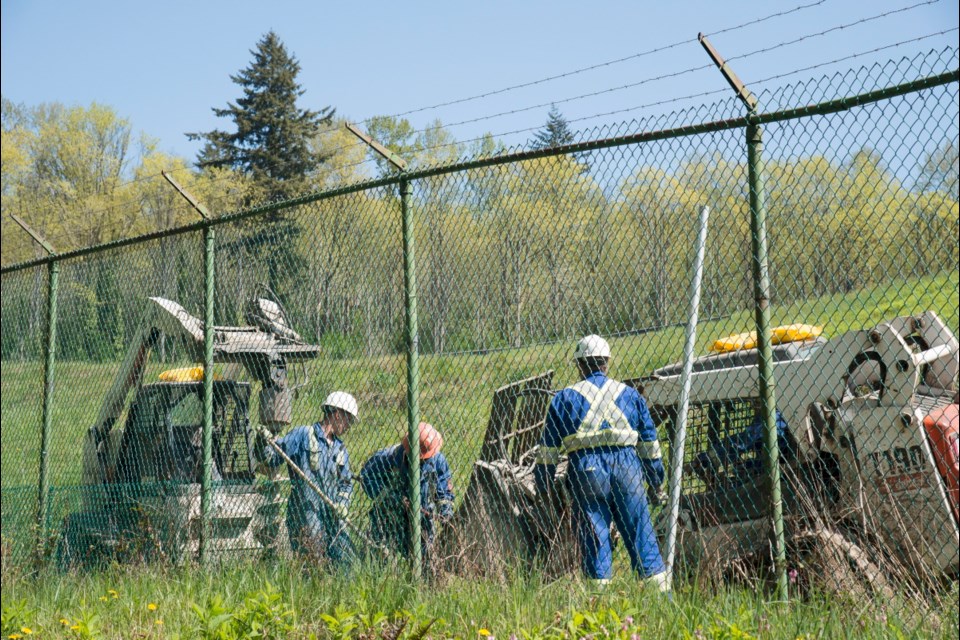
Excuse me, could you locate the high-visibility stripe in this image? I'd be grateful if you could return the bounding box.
[560,379,637,454]
[644,571,670,592]
[308,429,320,471]
[563,429,638,452]
[535,446,562,465]
[637,440,663,460]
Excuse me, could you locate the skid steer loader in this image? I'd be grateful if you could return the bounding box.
[56,295,320,567]
[639,311,959,588]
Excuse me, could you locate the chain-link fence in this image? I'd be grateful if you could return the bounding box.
[2,49,958,606]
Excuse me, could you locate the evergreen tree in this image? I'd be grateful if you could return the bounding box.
[187,31,334,296]
[531,104,576,150]
[188,31,333,201]
[531,105,589,170]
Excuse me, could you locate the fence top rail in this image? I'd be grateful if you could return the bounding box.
[2,68,957,276]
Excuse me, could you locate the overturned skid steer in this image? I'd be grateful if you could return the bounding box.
[58,296,319,567]
[641,311,959,587]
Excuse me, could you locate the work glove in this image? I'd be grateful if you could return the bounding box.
[647,485,667,508]
[332,502,349,521]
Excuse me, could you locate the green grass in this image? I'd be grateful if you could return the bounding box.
[2,561,957,638]
[1,271,958,558]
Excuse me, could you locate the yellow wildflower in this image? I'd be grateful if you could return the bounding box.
[8,633,23,639]
[100,595,109,602]
[155,619,164,625]
[59,618,70,626]
[20,630,32,636]
[147,602,158,611]
[479,630,492,637]
[108,589,119,599]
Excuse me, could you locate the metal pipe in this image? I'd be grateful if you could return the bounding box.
[664,205,711,586]
[36,259,59,558]
[400,177,423,579]
[747,122,788,600]
[199,226,215,563]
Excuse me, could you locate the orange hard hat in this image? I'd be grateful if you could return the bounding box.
[402,422,443,460]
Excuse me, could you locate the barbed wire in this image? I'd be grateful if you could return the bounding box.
[3,9,954,253]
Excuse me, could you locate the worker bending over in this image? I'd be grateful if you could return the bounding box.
[360,422,455,566]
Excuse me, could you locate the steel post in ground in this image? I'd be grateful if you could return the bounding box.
[747,122,788,601]
[199,225,215,563]
[400,176,423,580]
[36,258,59,559]
[664,205,711,586]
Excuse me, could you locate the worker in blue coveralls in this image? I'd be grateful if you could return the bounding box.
[690,409,795,487]
[256,391,358,567]
[535,335,669,592]
[359,422,455,565]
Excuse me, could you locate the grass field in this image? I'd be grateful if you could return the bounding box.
[1,271,958,637]
[2,561,958,638]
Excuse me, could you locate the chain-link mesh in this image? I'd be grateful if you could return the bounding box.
[1,50,957,613]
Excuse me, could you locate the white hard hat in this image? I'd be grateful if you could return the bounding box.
[574,334,611,359]
[323,391,359,419]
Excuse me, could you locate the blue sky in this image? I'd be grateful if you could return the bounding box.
[2,0,958,163]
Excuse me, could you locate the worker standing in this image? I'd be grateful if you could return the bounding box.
[360,422,455,567]
[256,391,359,568]
[535,335,668,591]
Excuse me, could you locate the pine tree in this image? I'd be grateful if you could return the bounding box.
[531,104,575,150]
[531,105,589,170]
[187,31,334,296]
[188,31,333,201]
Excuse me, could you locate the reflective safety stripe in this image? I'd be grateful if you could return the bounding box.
[563,379,637,453]
[308,428,320,471]
[644,571,671,592]
[535,445,561,465]
[637,439,663,460]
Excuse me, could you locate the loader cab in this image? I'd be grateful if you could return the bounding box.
[114,380,254,488]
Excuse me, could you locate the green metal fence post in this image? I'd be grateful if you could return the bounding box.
[160,172,216,564]
[699,34,788,601]
[200,224,215,563]
[400,176,423,579]
[747,121,788,601]
[37,258,59,558]
[8,215,59,563]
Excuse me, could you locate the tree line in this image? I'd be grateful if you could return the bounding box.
[1,32,957,362]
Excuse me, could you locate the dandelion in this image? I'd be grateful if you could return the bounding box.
[108,589,119,599]
[478,630,492,637]
[8,633,23,639]
[147,602,158,611]
[71,626,81,632]
[20,630,32,636]
[155,619,164,626]
[59,618,70,626]
[100,595,109,602]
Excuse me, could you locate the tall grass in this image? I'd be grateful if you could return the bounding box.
[2,561,957,638]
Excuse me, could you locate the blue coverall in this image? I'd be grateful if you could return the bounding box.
[259,423,355,566]
[535,370,667,587]
[359,445,455,557]
[693,410,794,481]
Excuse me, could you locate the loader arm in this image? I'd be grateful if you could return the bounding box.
[83,297,320,486]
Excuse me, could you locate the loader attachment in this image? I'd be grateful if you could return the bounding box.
[438,371,579,580]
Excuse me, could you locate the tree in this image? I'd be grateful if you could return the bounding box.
[530,105,589,170]
[187,31,335,297]
[188,31,333,200]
